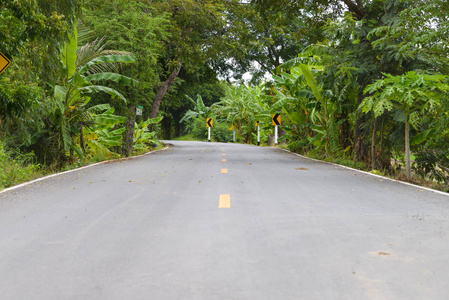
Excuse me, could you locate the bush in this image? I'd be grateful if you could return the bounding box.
[191,117,208,140]
[212,121,233,143]
[332,157,367,170]
[189,117,233,142]
[0,143,43,190]
[414,149,449,183]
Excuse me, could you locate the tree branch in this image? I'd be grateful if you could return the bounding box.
[341,0,365,19]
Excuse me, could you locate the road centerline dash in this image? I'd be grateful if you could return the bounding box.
[219,194,231,208]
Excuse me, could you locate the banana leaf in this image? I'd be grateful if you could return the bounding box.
[79,55,136,74]
[84,73,139,87]
[79,85,127,102]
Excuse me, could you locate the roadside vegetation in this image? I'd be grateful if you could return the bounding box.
[1,0,449,192]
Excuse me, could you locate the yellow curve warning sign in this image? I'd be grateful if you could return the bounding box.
[0,52,11,75]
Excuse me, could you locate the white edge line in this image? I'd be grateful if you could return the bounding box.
[277,148,449,197]
[0,146,169,194]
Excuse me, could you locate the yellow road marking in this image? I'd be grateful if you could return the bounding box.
[219,194,231,208]
[222,159,227,162]
[222,149,225,152]
[222,153,226,156]
[221,169,228,174]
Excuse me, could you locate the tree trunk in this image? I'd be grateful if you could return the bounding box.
[342,0,365,19]
[353,92,367,162]
[148,63,182,131]
[405,113,411,180]
[371,117,377,170]
[380,118,384,154]
[122,105,136,157]
[353,116,363,161]
[80,124,86,154]
[339,117,351,150]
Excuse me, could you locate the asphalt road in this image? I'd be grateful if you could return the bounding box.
[1,140,449,299]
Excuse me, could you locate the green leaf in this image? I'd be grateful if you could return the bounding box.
[79,55,136,74]
[54,85,68,104]
[298,64,323,103]
[93,114,127,126]
[410,128,437,145]
[79,85,127,102]
[61,26,77,80]
[84,73,139,87]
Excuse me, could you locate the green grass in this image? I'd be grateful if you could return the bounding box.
[0,144,44,190]
[0,142,168,191]
[331,157,368,171]
[173,134,201,141]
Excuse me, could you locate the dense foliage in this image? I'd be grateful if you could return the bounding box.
[1,0,449,190]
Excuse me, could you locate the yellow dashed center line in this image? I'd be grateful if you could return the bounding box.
[219,151,230,208]
[219,194,231,208]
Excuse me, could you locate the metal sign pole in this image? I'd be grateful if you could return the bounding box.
[275,125,278,145]
[257,125,260,146]
[233,129,235,142]
[208,127,211,142]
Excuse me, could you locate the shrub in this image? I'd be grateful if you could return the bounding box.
[0,143,42,190]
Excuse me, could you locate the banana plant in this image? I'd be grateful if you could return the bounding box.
[274,54,342,156]
[180,94,214,126]
[216,84,269,143]
[83,106,127,157]
[53,26,138,161]
[133,116,163,151]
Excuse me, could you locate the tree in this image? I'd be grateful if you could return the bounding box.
[82,0,170,155]
[1,0,78,58]
[52,27,137,161]
[148,0,232,123]
[361,72,449,179]
[224,0,327,82]
[1,0,80,86]
[161,65,225,139]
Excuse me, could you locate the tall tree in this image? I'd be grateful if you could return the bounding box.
[148,0,231,123]
[82,0,170,156]
[224,0,328,82]
[1,0,80,85]
[361,72,449,179]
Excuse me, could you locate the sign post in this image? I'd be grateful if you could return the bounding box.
[207,118,213,142]
[229,124,235,142]
[255,121,260,146]
[272,114,281,145]
[0,52,11,75]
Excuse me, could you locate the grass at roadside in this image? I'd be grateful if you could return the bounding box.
[0,143,165,191]
[172,134,200,141]
[277,145,449,194]
[0,144,44,190]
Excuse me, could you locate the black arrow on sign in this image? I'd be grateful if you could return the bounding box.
[272,113,281,126]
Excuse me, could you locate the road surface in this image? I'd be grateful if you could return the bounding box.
[1,141,449,299]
